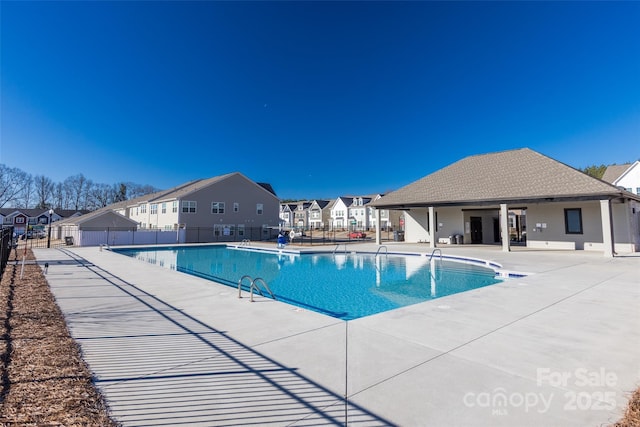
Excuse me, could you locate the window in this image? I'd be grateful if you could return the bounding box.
[212,202,225,214]
[564,208,583,234]
[214,224,234,236]
[161,203,166,214]
[636,187,640,195]
[150,204,158,215]
[237,224,245,236]
[15,217,25,224]
[182,201,197,213]
[256,203,263,215]
[140,204,147,214]
[172,201,178,213]
[234,202,239,212]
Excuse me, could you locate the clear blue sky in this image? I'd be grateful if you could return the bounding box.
[1,1,638,200]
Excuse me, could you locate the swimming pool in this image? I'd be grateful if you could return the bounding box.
[115,245,502,320]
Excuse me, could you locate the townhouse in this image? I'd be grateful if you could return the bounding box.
[0,208,87,235]
[602,161,640,196]
[48,172,280,246]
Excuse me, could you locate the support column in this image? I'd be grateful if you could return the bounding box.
[600,199,614,258]
[375,209,381,245]
[500,203,510,252]
[429,206,436,249]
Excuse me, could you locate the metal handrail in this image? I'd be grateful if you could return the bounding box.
[428,249,443,284]
[239,275,276,302]
[239,239,251,246]
[238,275,253,298]
[249,277,276,302]
[428,248,443,262]
[375,246,388,257]
[333,244,347,254]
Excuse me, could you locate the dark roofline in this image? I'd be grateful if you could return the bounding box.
[373,192,639,210]
[257,182,277,196]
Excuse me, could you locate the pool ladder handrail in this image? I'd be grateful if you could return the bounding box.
[428,248,443,262]
[238,275,276,302]
[239,239,251,247]
[428,248,443,282]
[333,243,348,254]
[375,245,388,257]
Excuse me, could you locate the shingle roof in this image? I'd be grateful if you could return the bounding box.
[54,208,138,226]
[372,148,639,208]
[257,182,277,196]
[0,208,89,218]
[601,163,632,184]
[311,199,331,209]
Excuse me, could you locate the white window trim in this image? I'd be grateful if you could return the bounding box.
[182,201,197,213]
[212,202,225,214]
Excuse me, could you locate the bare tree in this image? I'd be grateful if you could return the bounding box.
[17,175,35,208]
[88,183,115,209]
[0,164,29,208]
[129,183,160,199]
[52,182,65,210]
[34,175,55,209]
[126,182,160,199]
[64,174,90,210]
[2,165,162,211]
[80,178,94,210]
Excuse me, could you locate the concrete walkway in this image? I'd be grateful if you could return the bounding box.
[34,244,639,426]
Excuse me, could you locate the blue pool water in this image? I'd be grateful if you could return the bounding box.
[115,245,501,320]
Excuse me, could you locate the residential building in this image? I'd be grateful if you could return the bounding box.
[279,203,296,229]
[308,199,332,229]
[0,208,87,235]
[602,161,640,196]
[279,201,308,229]
[290,201,312,229]
[328,195,392,231]
[329,197,350,229]
[114,172,280,242]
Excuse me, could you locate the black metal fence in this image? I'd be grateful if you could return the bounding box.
[289,226,404,245]
[22,224,405,249]
[0,226,14,282]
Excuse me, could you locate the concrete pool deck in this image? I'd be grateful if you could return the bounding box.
[34,243,639,426]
